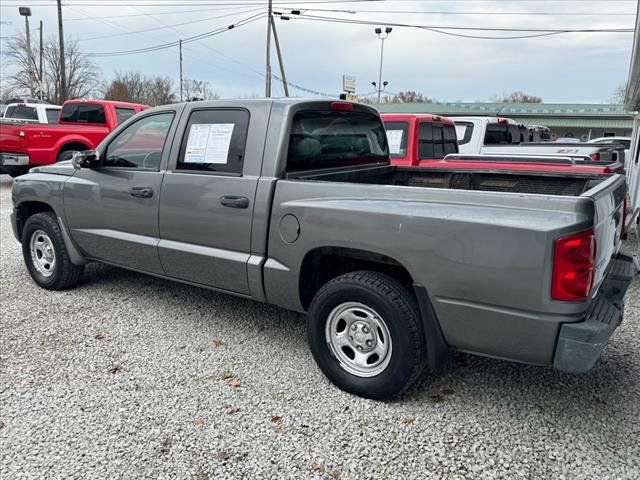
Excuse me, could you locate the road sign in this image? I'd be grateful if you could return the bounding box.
[342,75,356,93]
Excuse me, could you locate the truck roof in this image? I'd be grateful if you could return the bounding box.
[62,99,149,108]
[381,113,456,125]
[452,116,517,124]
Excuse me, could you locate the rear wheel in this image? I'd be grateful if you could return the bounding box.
[307,271,426,400]
[56,148,80,163]
[22,212,84,290]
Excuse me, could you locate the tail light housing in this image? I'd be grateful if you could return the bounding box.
[590,152,601,161]
[330,101,353,111]
[551,229,596,301]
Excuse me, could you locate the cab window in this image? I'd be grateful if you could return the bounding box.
[418,122,458,159]
[383,121,408,157]
[104,112,174,170]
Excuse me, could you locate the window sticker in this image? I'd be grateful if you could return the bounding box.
[184,123,235,164]
[386,129,404,154]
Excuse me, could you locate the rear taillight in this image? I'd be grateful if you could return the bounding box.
[330,101,353,111]
[590,152,600,161]
[551,229,596,301]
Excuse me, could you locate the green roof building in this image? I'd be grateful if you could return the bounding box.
[374,102,635,140]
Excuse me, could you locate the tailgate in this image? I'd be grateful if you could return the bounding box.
[0,123,28,153]
[581,174,626,292]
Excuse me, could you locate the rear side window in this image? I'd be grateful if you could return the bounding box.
[6,105,38,120]
[60,104,78,122]
[177,108,249,174]
[383,121,408,157]
[116,107,136,125]
[287,110,388,172]
[46,109,60,124]
[484,123,520,145]
[78,104,106,123]
[454,122,474,145]
[418,122,458,159]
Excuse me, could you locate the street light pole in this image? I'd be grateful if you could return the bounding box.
[18,7,33,97]
[265,0,272,97]
[374,27,392,104]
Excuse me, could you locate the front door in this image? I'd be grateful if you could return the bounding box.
[158,106,258,295]
[64,110,178,274]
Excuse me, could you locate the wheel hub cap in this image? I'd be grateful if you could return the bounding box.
[30,230,56,277]
[325,302,392,378]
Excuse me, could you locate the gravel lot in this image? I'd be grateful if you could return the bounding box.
[1,174,639,480]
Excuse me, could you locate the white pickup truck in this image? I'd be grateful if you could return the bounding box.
[454,116,625,164]
[1,102,61,124]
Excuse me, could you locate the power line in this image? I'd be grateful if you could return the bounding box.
[80,7,264,41]
[296,7,635,16]
[65,5,265,21]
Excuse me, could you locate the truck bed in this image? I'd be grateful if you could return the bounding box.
[287,164,607,197]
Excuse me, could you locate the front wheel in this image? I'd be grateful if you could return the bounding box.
[307,271,426,400]
[22,212,84,290]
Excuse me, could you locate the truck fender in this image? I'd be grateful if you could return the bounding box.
[54,135,93,156]
[57,216,88,266]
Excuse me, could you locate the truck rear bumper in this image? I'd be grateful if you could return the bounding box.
[553,254,634,373]
[0,152,30,166]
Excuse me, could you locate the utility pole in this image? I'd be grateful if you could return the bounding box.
[270,15,289,97]
[39,20,43,100]
[179,39,184,102]
[265,0,272,97]
[57,0,66,103]
[18,7,33,97]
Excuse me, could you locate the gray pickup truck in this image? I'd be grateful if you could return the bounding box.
[10,99,634,399]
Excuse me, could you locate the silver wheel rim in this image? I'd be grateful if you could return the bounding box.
[30,230,56,277]
[325,302,392,378]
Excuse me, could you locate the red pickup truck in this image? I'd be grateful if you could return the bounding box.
[381,113,623,175]
[0,99,148,177]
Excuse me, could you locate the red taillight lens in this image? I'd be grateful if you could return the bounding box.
[551,229,596,301]
[330,101,353,111]
[590,152,600,161]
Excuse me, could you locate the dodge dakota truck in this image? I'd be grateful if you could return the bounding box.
[0,99,148,178]
[10,99,634,400]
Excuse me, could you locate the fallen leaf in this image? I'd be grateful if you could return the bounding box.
[402,417,415,425]
[274,427,287,434]
[107,364,122,374]
[95,333,107,341]
[192,417,206,426]
[311,462,325,474]
[219,371,235,380]
[329,470,341,480]
[133,399,140,407]
[228,379,241,388]
[308,447,316,454]
[0,419,5,429]
[212,339,226,348]
[271,416,283,424]
[225,405,239,415]
[217,450,232,461]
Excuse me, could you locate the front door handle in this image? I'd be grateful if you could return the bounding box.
[129,186,154,198]
[220,195,249,209]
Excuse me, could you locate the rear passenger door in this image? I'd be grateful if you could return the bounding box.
[158,106,259,295]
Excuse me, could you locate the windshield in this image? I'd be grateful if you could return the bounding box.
[383,121,409,157]
[287,110,389,172]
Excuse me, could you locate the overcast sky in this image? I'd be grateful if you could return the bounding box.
[0,0,637,102]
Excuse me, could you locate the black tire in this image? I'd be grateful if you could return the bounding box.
[22,212,84,290]
[5,166,29,178]
[56,149,79,163]
[307,271,426,400]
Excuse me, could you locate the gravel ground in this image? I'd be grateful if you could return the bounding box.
[0,174,639,480]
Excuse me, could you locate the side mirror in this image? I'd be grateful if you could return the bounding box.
[72,150,100,169]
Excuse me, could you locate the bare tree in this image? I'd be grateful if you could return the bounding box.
[609,82,627,104]
[497,91,543,103]
[4,30,100,104]
[103,72,176,106]
[390,91,427,103]
[182,78,219,101]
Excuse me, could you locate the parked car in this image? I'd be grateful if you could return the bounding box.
[0,99,148,177]
[382,115,622,175]
[0,104,7,117]
[1,102,61,124]
[453,116,625,164]
[10,99,633,400]
[527,125,551,142]
[381,113,458,166]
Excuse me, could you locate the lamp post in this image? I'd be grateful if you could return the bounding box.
[374,26,392,103]
[18,6,34,97]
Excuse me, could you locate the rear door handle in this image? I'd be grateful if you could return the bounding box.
[129,187,154,198]
[220,195,249,209]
